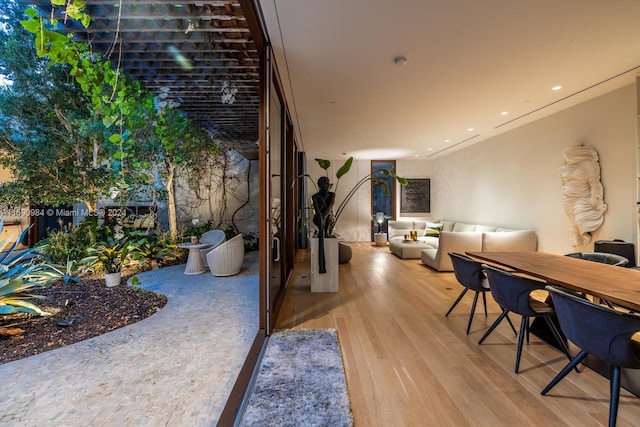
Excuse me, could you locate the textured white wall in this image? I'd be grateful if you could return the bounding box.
[307,83,638,253]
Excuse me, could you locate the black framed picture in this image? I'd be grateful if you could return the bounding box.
[400,178,430,214]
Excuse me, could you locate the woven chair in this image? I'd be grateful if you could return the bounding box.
[199,230,226,267]
[206,234,245,276]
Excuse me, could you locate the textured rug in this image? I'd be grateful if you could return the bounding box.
[239,329,354,427]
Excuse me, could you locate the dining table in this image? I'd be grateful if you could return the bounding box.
[466,251,640,311]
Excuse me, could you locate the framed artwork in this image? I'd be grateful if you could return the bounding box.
[401,178,430,214]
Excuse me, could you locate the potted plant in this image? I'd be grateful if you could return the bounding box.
[294,157,407,237]
[85,236,130,287]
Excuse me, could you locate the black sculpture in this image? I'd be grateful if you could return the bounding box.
[312,176,335,273]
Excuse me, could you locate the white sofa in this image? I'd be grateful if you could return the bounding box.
[388,220,538,272]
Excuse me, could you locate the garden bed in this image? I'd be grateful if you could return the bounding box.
[0,271,167,365]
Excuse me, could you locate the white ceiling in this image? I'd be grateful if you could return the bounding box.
[257,0,640,160]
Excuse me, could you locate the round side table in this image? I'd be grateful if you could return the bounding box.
[178,242,212,275]
[374,233,387,246]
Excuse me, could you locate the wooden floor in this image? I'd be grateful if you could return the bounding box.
[275,243,640,427]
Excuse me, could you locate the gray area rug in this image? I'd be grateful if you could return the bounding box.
[239,329,354,427]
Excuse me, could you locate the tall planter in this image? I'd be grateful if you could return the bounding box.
[310,237,339,292]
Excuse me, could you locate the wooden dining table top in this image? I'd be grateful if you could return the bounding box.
[466,251,640,311]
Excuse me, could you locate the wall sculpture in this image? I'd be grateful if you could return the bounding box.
[559,143,607,246]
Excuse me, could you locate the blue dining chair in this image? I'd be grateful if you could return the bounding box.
[447,252,517,335]
[542,285,640,427]
[478,264,572,373]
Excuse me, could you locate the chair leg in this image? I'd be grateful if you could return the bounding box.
[515,316,528,373]
[478,309,510,344]
[542,317,574,366]
[505,314,517,335]
[466,291,480,334]
[610,365,621,427]
[541,349,588,395]
[482,291,488,317]
[446,288,469,317]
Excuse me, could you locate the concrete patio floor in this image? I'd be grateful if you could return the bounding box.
[0,251,259,426]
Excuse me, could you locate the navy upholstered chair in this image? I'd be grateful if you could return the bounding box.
[542,285,640,427]
[447,252,516,335]
[565,252,628,267]
[478,264,572,373]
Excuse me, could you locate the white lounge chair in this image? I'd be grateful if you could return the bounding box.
[206,234,245,276]
[198,230,226,267]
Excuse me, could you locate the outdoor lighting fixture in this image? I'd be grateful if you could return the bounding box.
[220,79,238,104]
[375,212,385,233]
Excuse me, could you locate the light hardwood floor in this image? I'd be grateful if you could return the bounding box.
[275,242,640,427]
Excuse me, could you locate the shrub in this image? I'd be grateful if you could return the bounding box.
[128,231,178,270]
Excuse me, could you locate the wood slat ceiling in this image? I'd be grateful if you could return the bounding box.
[23,0,260,160]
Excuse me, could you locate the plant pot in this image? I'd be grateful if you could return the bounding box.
[105,271,122,287]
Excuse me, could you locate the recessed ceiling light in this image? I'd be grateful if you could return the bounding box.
[427,148,433,151]
[393,56,408,66]
[414,154,419,158]
[500,111,508,116]
[444,139,450,143]
[468,128,474,132]
[552,85,562,91]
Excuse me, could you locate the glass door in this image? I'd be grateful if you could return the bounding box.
[268,78,283,331]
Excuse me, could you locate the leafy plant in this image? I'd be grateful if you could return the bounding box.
[128,231,177,270]
[36,229,88,265]
[84,236,130,274]
[294,157,407,236]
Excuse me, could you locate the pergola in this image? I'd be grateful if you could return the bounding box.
[24,0,261,160]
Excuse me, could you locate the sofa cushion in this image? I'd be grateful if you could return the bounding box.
[441,220,455,232]
[475,225,498,232]
[419,236,440,248]
[388,221,414,239]
[413,221,427,233]
[482,230,538,252]
[453,222,476,232]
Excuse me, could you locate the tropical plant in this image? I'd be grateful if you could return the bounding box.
[294,157,407,236]
[128,231,177,270]
[0,219,55,315]
[84,236,130,274]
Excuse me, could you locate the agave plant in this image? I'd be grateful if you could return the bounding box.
[0,219,53,316]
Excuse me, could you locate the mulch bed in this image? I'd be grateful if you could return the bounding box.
[0,272,167,365]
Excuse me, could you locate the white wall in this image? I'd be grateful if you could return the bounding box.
[310,83,638,253]
[430,83,637,254]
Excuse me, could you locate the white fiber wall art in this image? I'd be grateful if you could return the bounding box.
[559,143,607,246]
